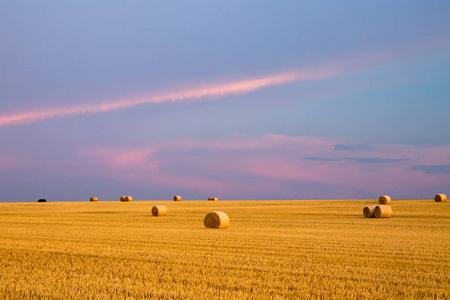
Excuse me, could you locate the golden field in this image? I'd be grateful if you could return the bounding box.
[0,199,448,299]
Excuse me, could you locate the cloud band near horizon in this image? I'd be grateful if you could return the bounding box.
[0,70,338,127]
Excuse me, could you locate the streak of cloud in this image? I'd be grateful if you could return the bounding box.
[0,70,337,127]
[304,157,409,163]
[2,34,448,128]
[412,164,450,174]
[333,144,371,151]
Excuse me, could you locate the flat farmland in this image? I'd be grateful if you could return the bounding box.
[0,200,448,299]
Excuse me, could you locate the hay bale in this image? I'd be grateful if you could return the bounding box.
[374,205,393,218]
[378,195,391,204]
[120,196,125,202]
[125,196,132,202]
[152,205,167,216]
[363,205,377,218]
[208,197,218,201]
[434,194,447,202]
[37,199,46,202]
[90,197,98,202]
[203,211,229,229]
[173,195,182,201]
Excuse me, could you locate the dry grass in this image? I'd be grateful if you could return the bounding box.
[0,199,448,299]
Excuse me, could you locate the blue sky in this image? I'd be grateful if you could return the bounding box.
[0,1,449,201]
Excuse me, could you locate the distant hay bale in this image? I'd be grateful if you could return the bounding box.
[173,195,182,201]
[374,205,393,218]
[434,194,447,202]
[378,195,391,204]
[152,205,167,216]
[363,205,377,218]
[203,211,229,229]
[37,199,46,202]
[208,197,218,201]
[90,197,98,202]
[120,196,132,202]
[120,196,125,202]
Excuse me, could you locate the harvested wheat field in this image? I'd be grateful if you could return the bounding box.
[0,199,448,299]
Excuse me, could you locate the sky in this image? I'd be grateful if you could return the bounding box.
[1,1,449,202]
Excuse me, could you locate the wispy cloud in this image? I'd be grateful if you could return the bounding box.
[304,157,409,163]
[80,147,159,169]
[0,70,337,127]
[412,164,450,174]
[3,134,450,199]
[162,134,333,152]
[2,35,448,128]
[343,157,409,163]
[73,135,442,190]
[304,157,339,162]
[333,144,371,151]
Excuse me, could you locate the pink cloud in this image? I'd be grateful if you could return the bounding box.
[81,147,159,169]
[0,154,21,171]
[234,140,450,196]
[77,146,234,193]
[71,135,331,194]
[2,35,448,128]
[153,135,450,197]
[0,70,337,127]
[158,134,334,153]
[10,134,443,199]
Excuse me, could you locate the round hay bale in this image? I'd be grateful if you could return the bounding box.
[203,211,229,229]
[37,199,46,202]
[378,195,391,204]
[173,195,182,201]
[434,194,447,202]
[125,196,133,202]
[374,205,392,218]
[152,205,167,216]
[120,196,125,202]
[208,197,218,201]
[363,205,377,218]
[90,197,98,202]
